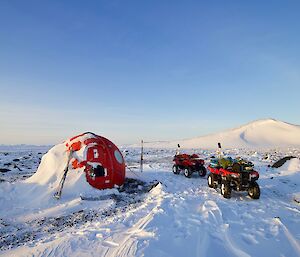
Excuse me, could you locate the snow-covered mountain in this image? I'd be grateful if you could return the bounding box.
[142,119,300,149]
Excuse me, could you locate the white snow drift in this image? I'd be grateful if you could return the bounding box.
[0,142,116,223]
[26,142,101,199]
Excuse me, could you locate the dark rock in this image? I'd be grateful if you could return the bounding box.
[272,156,296,168]
[3,163,11,166]
[13,159,20,162]
[0,168,10,173]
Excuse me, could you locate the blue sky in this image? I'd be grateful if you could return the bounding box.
[0,0,300,145]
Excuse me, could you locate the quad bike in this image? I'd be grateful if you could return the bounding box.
[173,154,207,178]
[207,157,260,199]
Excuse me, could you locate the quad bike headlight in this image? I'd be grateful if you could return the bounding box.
[231,173,240,178]
[250,171,259,179]
[250,174,258,179]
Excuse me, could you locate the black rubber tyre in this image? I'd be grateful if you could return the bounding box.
[172,165,180,175]
[198,166,207,177]
[184,168,192,178]
[221,181,231,199]
[208,173,214,188]
[248,182,260,199]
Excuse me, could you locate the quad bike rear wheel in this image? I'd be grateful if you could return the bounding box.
[184,168,192,178]
[221,181,231,199]
[248,182,260,199]
[172,165,180,175]
[198,166,207,177]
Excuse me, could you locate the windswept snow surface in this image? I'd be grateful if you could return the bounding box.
[138,119,300,149]
[1,147,300,257]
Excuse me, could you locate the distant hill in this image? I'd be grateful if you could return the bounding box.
[139,119,300,149]
[0,144,51,151]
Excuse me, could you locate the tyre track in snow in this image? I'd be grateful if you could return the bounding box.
[0,184,165,257]
[255,175,300,256]
[141,163,299,257]
[273,217,300,256]
[141,174,251,257]
[101,185,164,257]
[196,199,250,257]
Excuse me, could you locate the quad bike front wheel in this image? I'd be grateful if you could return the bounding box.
[248,182,260,199]
[198,166,207,177]
[221,181,231,199]
[208,173,215,188]
[172,165,180,175]
[184,168,192,178]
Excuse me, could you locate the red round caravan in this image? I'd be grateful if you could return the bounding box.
[66,132,126,190]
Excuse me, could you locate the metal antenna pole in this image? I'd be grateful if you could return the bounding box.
[176,144,180,155]
[217,142,222,159]
[140,139,144,172]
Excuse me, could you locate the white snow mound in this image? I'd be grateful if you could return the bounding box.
[26,143,102,199]
[278,158,300,176]
[276,158,300,204]
[0,142,117,220]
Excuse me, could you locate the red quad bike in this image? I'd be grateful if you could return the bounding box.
[207,163,260,199]
[173,154,207,178]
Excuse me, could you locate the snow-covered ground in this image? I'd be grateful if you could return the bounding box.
[1,147,300,257]
[0,146,49,183]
